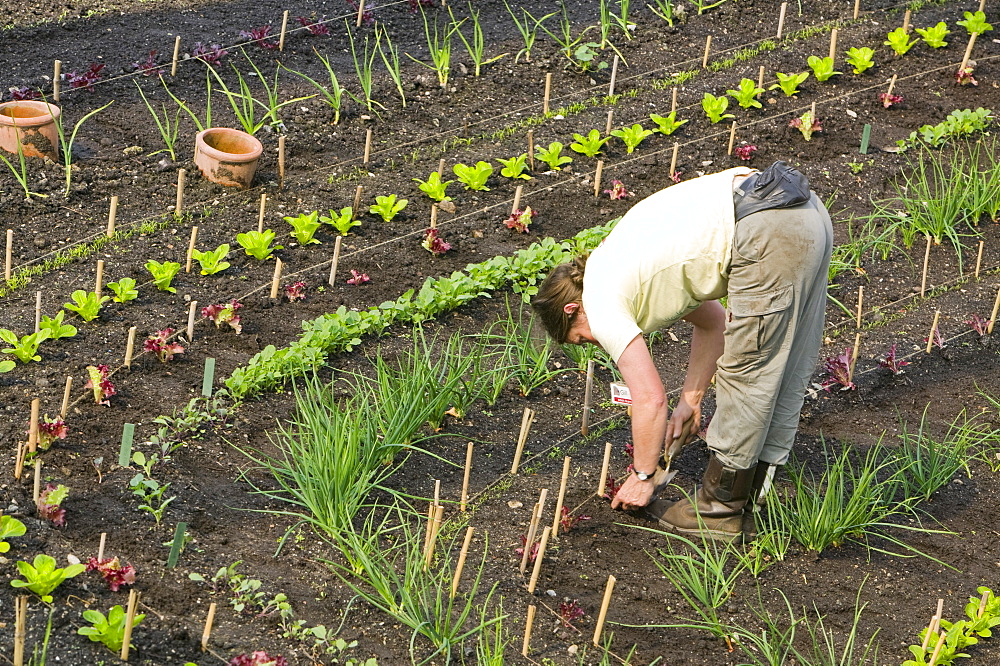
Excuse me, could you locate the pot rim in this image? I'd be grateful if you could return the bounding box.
[195,127,263,163]
[0,100,61,129]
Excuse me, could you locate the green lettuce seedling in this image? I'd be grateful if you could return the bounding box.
[701,93,734,124]
[107,277,139,303]
[726,78,764,109]
[497,154,531,180]
[1,329,50,363]
[453,161,494,190]
[885,27,918,56]
[191,244,231,275]
[285,211,321,246]
[570,129,610,157]
[64,290,110,322]
[79,605,146,653]
[845,47,875,74]
[770,71,810,96]
[0,515,26,553]
[806,55,841,82]
[649,111,688,135]
[38,311,77,340]
[370,194,408,222]
[610,124,653,153]
[916,22,950,48]
[145,260,182,292]
[413,171,453,201]
[236,230,282,261]
[320,207,360,235]
[956,10,992,35]
[10,553,86,602]
[534,142,572,170]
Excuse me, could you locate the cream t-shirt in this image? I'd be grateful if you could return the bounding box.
[582,167,753,362]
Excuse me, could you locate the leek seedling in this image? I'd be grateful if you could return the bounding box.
[282,48,349,124]
[409,10,460,88]
[135,81,181,160]
[48,95,113,197]
[377,27,406,108]
[0,133,47,199]
[450,3,507,77]
[504,2,555,62]
[347,23,384,110]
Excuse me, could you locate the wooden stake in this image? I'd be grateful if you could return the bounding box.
[422,501,436,555]
[98,532,107,560]
[551,456,572,535]
[978,590,989,617]
[519,488,547,574]
[920,235,932,297]
[60,376,72,417]
[974,240,984,279]
[437,158,446,176]
[187,300,198,342]
[28,398,40,454]
[170,36,182,78]
[174,168,186,218]
[32,459,41,506]
[669,142,679,180]
[270,258,283,299]
[328,235,342,286]
[34,290,42,333]
[776,3,788,39]
[810,101,816,120]
[277,135,286,189]
[355,0,365,27]
[593,575,617,646]
[257,193,267,233]
[94,259,104,295]
[423,504,444,568]
[593,160,604,198]
[521,605,536,657]
[702,35,712,68]
[13,596,27,666]
[511,407,534,474]
[848,332,861,383]
[120,589,140,660]
[429,204,438,230]
[926,310,941,353]
[107,196,119,237]
[185,226,199,273]
[604,109,614,137]
[920,615,936,652]
[582,359,594,436]
[526,526,552,594]
[986,285,1000,335]
[5,229,12,281]
[353,185,364,214]
[886,73,898,97]
[979,0,986,12]
[928,630,946,665]
[757,65,765,92]
[727,121,737,156]
[853,0,860,20]
[960,33,978,75]
[608,55,620,96]
[512,185,523,215]
[363,128,373,166]
[542,73,552,115]
[14,442,25,480]
[597,441,613,496]
[901,9,911,32]
[53,60,61,102]
[201,602,217,651]
[460,441,473,511]
[279,10,290,51]
[527,130,535,171]
[856,285,864,329]
[450,527,475,598]
[125,326,137,369]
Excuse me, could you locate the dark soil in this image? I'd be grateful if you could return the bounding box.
[2,0,1000,664]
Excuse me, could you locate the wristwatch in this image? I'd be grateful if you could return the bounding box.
[634,469,655,481]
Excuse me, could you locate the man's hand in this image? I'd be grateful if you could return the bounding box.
[610,474,655,511]
[665,396,702,448]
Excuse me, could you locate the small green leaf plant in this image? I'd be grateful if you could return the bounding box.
[236,230,282,261]
[956,11,992,36]
[497,154,531,180]
[452,161,494,190]
[413,171,453,201]
[10,553,86,602]
[320,207,360,235]
[64,290,110,322]
[915,22,950,48]
[78,605,145,653]
[534,142,573,170]
[570,129,610,157]
[0,515,27,553]
[649,111,688,135]
[770,71,809,96]
[701,93,735,124]
[107,277,139,303]
[191,244,231,275]
[129,471,175,525]
[806,55,841,82]
[726,78,764,109]
[0,359,14,373]
[845,47,875,74]
[369,194,408,222]
[610,124,653,153]
[285,211,322,246]
[38,311,77,340]
[145,260,182,292]
[789,110,821,141]
[885,27,918,56]
[1,329,50,363]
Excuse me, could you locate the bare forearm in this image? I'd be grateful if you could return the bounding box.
[680,302,726,404]
[630,394,667,473]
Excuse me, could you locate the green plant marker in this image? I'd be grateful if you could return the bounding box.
[860,123,871,154]
[202,358,216,397]
[118,423,135,467]
[167,522,187,568]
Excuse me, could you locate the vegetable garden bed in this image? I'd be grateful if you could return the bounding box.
[2,0,1000,663]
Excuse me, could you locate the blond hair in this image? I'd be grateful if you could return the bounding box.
[531,255,588,343]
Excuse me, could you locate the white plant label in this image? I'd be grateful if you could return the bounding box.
[610,382,632,405]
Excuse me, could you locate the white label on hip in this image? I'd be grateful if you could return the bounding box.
[610,382,632,405]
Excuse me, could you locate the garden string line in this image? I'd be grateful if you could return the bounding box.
[2,0,966,277]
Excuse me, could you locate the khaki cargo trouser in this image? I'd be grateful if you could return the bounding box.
[706,192,833,469]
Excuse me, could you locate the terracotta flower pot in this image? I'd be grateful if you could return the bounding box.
[0,101,61,160]
[194,128,263,189]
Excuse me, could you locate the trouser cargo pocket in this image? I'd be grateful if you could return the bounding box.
[723,284,794,368]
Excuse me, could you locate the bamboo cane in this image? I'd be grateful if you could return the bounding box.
[960,33,979,75]
[257,193,267,233]
[512,185,523,215]
[582,360,594,436]
[450,527,475,598]
[522,605,536,657]
[608,55,619,96]
[423,504,444,568]
[593,575,617,646]
[32,459,41,506]
[355,0,365,27]
[527,526,552,594]
[107,196,118,237]
[120,589,140,660]
[185,226,199,272]
[669,143,679,180]
[727,121,737,156]
[28,398,40,454]
[14,442,25,480]
[987,285,1000,335]
[853,0,860,20]
[527,130,535,171]
[328,235,342,286]
[829,29,838,61]
[270,259,283,299]
[460,442,473,511]
[856,285,864,329]
[974,240,984,279]
[757,65,765,93]
[125,326,137,368]
[34,291,41,333]
[902,9,911,33]
[511,407,534,474]
[702,35,712,68]
[848,332,861,383]
[543,73,552,115]
[978,591,989,617]
[604,109,614,137]
[593,160,604,198]
[201,602,217,651]
[928,630,946,665]
[353,185,364,214]
[5,229,12,281]
[60,376,72,417]
[597,442,613,496]
[520,488,548,574]
[279,11,290,51]
[886,73,898,97]
[438,158,446,176]
[363,128,373,166]
[550,455,573,537]
[926,310,940,353]
[278,135,286,188]
[175,168,186,218]
[95,259,104,294]
[187,301,198,342]
[776,3,788,39]
[920,235,932,297]
[53,60,61,102]
[171,35,182,76]
[13,596,27,666]
[98,532,107,560]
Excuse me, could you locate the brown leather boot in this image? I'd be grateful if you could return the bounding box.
[646,453,757,542]
[742,463,776,540]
